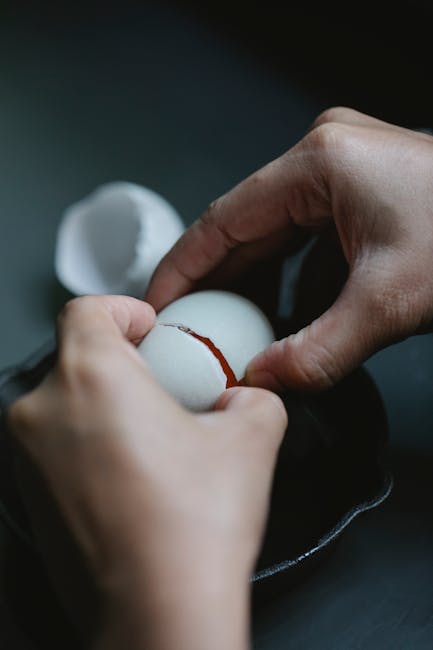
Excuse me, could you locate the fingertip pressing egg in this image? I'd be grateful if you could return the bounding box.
[138,290,275,411]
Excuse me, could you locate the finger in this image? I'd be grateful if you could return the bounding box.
[145,146,332,311]
[310,106,433,142]
[245,274,386,392]
[195,227,291,289]
[147,109,431,313]
[214,386,288,443]
[57,295,156,350]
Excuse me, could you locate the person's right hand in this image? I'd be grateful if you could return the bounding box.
[146,107,433,392]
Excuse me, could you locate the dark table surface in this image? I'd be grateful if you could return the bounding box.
[1,3,432,648]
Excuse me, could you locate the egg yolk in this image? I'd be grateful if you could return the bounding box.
[186,330,239,389]
[162,323,241,389]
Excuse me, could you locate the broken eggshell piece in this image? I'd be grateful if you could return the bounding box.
[55,181,185,297]
[139,324,229,412]
[138,290,275,411]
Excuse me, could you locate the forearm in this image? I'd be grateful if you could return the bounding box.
[94,554,251,650]
[17,437,255,650]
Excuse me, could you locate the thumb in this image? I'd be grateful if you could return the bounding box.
[58,295,156,351]
[213,386,287,446]
[246,276,385,392]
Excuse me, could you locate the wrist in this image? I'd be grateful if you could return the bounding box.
[96,551,251,650]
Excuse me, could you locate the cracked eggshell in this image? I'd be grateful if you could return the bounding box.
[55,181,184,297]
[138,290,275,411]
[138,324,227,412]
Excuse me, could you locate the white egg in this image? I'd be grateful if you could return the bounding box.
[138,290,275,411]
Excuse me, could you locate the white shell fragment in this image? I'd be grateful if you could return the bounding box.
[55,181,185,297]
[139,324,227,412]
[138,290,275,411]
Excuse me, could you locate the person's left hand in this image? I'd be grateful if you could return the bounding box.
[8,295,287,650]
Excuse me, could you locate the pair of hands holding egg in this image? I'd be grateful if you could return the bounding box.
[9,108,433,649]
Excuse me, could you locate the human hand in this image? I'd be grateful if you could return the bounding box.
[146,107,433,392]
[8,295,287,650]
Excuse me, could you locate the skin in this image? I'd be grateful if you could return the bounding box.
[8,295,287,650]
[146,107,433,392]
[7,106,433,648]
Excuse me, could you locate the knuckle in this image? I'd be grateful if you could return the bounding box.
[200,196,240,249]
[58,296,94,325]
[306,121,350,156]
[60,296,84,318]
[311,106,356,129]
[301,122,355,185]
[201,197,224,227]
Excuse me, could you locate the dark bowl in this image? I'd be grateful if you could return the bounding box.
[0,341,392,648]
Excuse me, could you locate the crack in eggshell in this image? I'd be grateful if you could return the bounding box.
[161,323,240,389]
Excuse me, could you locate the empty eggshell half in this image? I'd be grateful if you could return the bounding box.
[55,181,184,297]
[138,290,275,411]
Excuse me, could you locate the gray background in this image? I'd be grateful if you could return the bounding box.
[1,2,433,648]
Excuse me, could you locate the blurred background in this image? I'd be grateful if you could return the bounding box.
[1,0,432,368]
[0,1,433,648]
